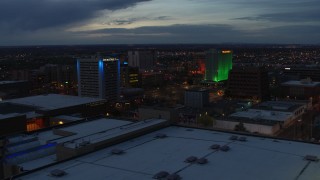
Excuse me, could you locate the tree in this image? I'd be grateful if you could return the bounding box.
[198,114,215,127]
[234,122,247,132]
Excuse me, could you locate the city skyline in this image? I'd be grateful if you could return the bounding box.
[1,0,320,45]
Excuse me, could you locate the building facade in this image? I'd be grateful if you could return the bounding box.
[281,79,320,101]
[226,67,270,101]
[77,57,120,102]
[204,49,232,82]
[128,51,155,71]
[184,89,209,108]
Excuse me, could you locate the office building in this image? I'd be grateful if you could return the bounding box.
[77,56,120,102]
[283,67,320,81]
[128,51,155,71]
[204,49,232,82]
[120,64,140,88]
[226,67,270,101]
[184,89,209,108]
[0,81,30,100]
[282,79,320,101]
[0,94,107,132]
[216,101,308,135]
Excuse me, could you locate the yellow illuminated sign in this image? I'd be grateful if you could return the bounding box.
[221,50,231,54]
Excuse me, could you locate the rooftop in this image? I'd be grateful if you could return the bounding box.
[4,94,105,111]
[0,113,23,120]
[282,80,320,87]
[0,80,28,85]
[253,101,306,112]
[18,126,320,180]
[229,109,293,122]
[5,118,166,170]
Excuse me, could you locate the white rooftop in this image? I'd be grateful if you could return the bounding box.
[0,113,22,120]
[0,80,27,85]
[282,80,320,87]
[37,118,132,144]
[5,94,105,110]
[10,118,166,170]
[230,109,293,122]
[19,126,320,180]
[52,115,83,122]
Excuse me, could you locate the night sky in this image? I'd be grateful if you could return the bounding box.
[1,0,319,45]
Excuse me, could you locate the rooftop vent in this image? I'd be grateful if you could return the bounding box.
[185,156,198,163]
[155,133,167,139]
[197,158,208,164]
[153,171,169,179]
[50,169,67,177]
[238,137,247,142]
[111,149,124,155]
[210,144,220,150]
[229,135,238,140]
[166,174,181,180]
[305,155,319,162]
[220,145,230,152]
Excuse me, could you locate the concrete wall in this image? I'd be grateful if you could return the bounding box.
[215,119,280,135]
[138,108,175,121]
[0,115,26,136]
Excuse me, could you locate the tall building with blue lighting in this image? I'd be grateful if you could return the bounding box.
[77,56,120,102]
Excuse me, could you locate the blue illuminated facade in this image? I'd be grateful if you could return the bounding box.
[77,56,120,101]
[5,143,57,160]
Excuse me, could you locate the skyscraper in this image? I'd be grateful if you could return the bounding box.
[226,67,270,101]
[204,49,232,82]
[128,51,155,71]
[77,56,120,102]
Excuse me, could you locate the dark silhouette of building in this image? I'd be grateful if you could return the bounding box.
[0,81,30,100]
[120,64,140,88]
[226,67,269,101]
[281,78,320,101]
[283,67,320,81]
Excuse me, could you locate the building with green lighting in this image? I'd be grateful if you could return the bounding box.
[204,49,232,82]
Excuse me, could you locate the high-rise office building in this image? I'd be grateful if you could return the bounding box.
[128,51,155,71]
[204,49,232,82]
[120,64,140,88]
[226,67,270,101]
[77,56,120,102]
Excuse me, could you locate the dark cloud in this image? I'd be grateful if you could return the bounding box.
[81,24,253,43]
[2,24,320,45]
[104,16,172,25]
[234,10,320,22]
[0,0,149,31]
[80,24,320,44]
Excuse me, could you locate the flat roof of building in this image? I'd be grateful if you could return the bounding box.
[0,80,28,85]
[0,102,36,114]
[229,109,293,122]
[7,118,166,171]
[52,115,84,122]
[0,113,22,120]
[19,126,320,180]
[282,80,320,87]
[5,94,105,111]
[36,118,133,145]
[186,88,209,92]
[254,101,306,112]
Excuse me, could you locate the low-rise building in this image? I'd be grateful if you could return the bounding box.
[0,94,107,133]
[215,101,308,135]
